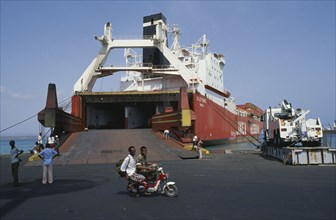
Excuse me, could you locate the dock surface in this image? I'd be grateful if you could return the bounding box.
[1,129,335,220]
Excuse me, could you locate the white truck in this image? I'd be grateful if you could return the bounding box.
[263,100,323,147]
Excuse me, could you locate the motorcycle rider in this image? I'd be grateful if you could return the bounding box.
[136,146,158,180]
[120,146,146,192]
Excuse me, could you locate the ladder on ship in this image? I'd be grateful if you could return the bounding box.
[207,100,263,148]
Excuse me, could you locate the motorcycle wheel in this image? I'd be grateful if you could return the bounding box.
[164,184,178,197]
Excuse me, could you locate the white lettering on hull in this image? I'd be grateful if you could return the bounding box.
[196,96,207,108]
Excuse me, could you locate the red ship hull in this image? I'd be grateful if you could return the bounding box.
[151,88,263,146]
[193,93,262,145]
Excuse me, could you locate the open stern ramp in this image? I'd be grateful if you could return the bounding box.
[28,129,195,166]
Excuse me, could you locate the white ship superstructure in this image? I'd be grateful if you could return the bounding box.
[73,13,238,115]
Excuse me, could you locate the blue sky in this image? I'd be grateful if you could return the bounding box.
[0,1,335,136]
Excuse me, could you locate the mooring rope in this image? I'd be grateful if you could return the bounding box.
[0,114,37,133]
[0,96,72,134]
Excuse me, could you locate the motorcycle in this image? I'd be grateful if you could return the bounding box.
[127,165,178,197]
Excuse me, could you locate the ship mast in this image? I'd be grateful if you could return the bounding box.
[170,25,181,51]
[192,34,209,59]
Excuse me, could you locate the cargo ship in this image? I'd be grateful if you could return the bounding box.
[38,13,263,146]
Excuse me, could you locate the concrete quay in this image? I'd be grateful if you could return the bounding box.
[1,129,335,220]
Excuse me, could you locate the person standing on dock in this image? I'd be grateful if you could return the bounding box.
[37,132,42,144]
[37,132,44,151]
[9,140,24,187]
[193,134,198,150]
[54,135,60,155]
[48,135,55,148]
[38,144,58,184]
[197,139,204,159]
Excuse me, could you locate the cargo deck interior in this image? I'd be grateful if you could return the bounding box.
[79,91,184,129]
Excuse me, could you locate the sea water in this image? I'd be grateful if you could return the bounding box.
[0,136,47,155]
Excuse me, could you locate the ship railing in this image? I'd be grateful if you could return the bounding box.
[127,63,177,70]
[130,61,194,71]
[129,63,153,67]
[105,63,176,70]
[112,35,155,40]
[103,63,153,68]
[152,64,176,69]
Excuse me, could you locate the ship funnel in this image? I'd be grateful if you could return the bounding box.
[142,13,169,66]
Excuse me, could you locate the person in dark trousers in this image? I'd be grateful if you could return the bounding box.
[196,139,204,159]
[163,130,170,139]
[54,135,60,155]
[9,140,24,187]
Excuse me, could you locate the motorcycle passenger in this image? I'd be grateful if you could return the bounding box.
[136,146,158,180]
[120,146,146,192]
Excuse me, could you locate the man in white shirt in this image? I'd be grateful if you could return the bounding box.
[164,130,170,139]
[9,140,24,187]
[120,146,146,192]
[38,132,43,145]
